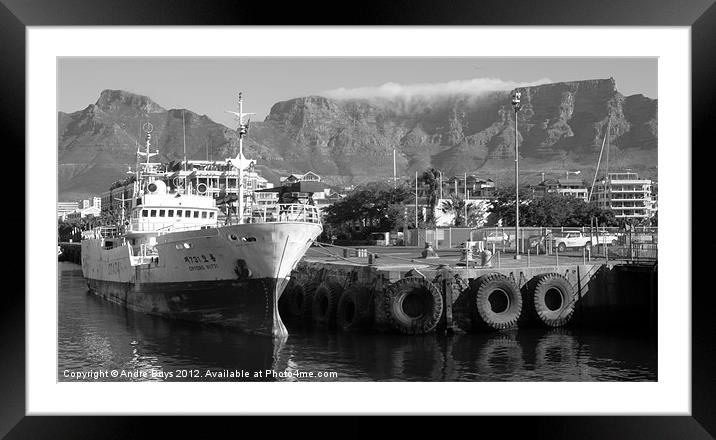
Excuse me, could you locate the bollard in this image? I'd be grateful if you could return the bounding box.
[458,242,474,266]
[368,253,375,265]
[343,248,349,258]
[421,241,439,259]
[480,249,493,268]
[556,246,559,267]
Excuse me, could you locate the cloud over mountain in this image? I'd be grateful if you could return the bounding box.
[322,77,552,100]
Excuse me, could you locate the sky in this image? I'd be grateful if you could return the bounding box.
[58,57,657,127]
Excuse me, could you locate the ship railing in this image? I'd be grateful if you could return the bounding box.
[229,203,321,225]
[127,220,219,234]
[81,226,120,239]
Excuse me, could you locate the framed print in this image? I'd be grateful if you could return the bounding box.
[5,0,714,437]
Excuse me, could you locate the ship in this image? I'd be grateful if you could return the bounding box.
[80,93,323,338]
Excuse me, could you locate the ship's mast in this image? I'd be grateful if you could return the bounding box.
[588,117,611,203]
[227,92,254,224]
[238,94,245,223]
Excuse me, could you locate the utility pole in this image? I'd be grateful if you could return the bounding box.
[393,149,397,187]
[182,110,187,171]
[439,171,443,201]
[415,171,418,228]
[464,172,468,225]
[512,90,522,259]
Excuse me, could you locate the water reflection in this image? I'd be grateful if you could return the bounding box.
[58,263,656,382]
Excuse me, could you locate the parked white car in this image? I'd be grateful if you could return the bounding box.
[592,231,620,246]
[552,231,592,252]
[553,231,620,252]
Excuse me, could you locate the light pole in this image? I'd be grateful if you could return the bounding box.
[512,90,522,259]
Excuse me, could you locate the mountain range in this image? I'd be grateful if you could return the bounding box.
[58,78,657,201]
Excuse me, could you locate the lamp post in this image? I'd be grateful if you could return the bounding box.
[511,90,522,259]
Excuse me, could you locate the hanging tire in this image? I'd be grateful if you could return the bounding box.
[452,276,477,333]
[298,280,318,321]
[337,284,374,332]
[469,273,522,330]
[525,273,575,327]
[383,277,443,335]
[557,242,566,252]
[312,280,343,328]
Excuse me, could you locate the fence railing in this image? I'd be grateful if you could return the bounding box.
[406,226,657,263]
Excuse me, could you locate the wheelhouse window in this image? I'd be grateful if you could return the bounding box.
[159,209,166,217]
[201,211,207,219]
[185,210,191,217]
[193,211,199,218]
[177,210,183,217]
[209,212,215,219]
[168,210,174,217]
[150,209,157,217]
[142,210,148,218]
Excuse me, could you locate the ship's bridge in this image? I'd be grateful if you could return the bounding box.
[128,179,220,234]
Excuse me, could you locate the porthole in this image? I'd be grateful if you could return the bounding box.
[229,234,238,241]
[242,236,257,242]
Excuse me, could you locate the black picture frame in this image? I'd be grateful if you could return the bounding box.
[6,0,712,438]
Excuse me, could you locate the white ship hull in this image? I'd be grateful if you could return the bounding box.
[81,221,322,337]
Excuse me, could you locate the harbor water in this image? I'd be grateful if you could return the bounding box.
[58,262,656,382]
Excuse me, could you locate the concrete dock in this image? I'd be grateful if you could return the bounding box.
[59,241,657,335]
[285,244,657,334]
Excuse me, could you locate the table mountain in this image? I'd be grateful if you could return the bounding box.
[58,79,657,200]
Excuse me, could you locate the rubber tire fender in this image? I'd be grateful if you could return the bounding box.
[312,280,343,328]
[525,273,575,327]
[472,273,522,330]
[383,277,443,335]
[337,284,374,332]
[299,280,319,321]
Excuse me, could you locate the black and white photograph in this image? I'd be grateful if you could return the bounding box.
[10,15,709,434]
[55,56,658,383]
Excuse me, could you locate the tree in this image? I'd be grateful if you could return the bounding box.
[418,168,440,225]
[439,194,491,227]
[489,190,618,227]
[487,185,530,226]
[322,182,413,239]
[440,194,467,227]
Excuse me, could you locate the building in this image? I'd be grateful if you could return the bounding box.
[57,201,79,220]
[592,171,654,220]
[281,171,322,186]
[530,178,588,202]
[443,175,495,199]
[256,170,333,214]
[65,205,101,221]
[99,160,274,220]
